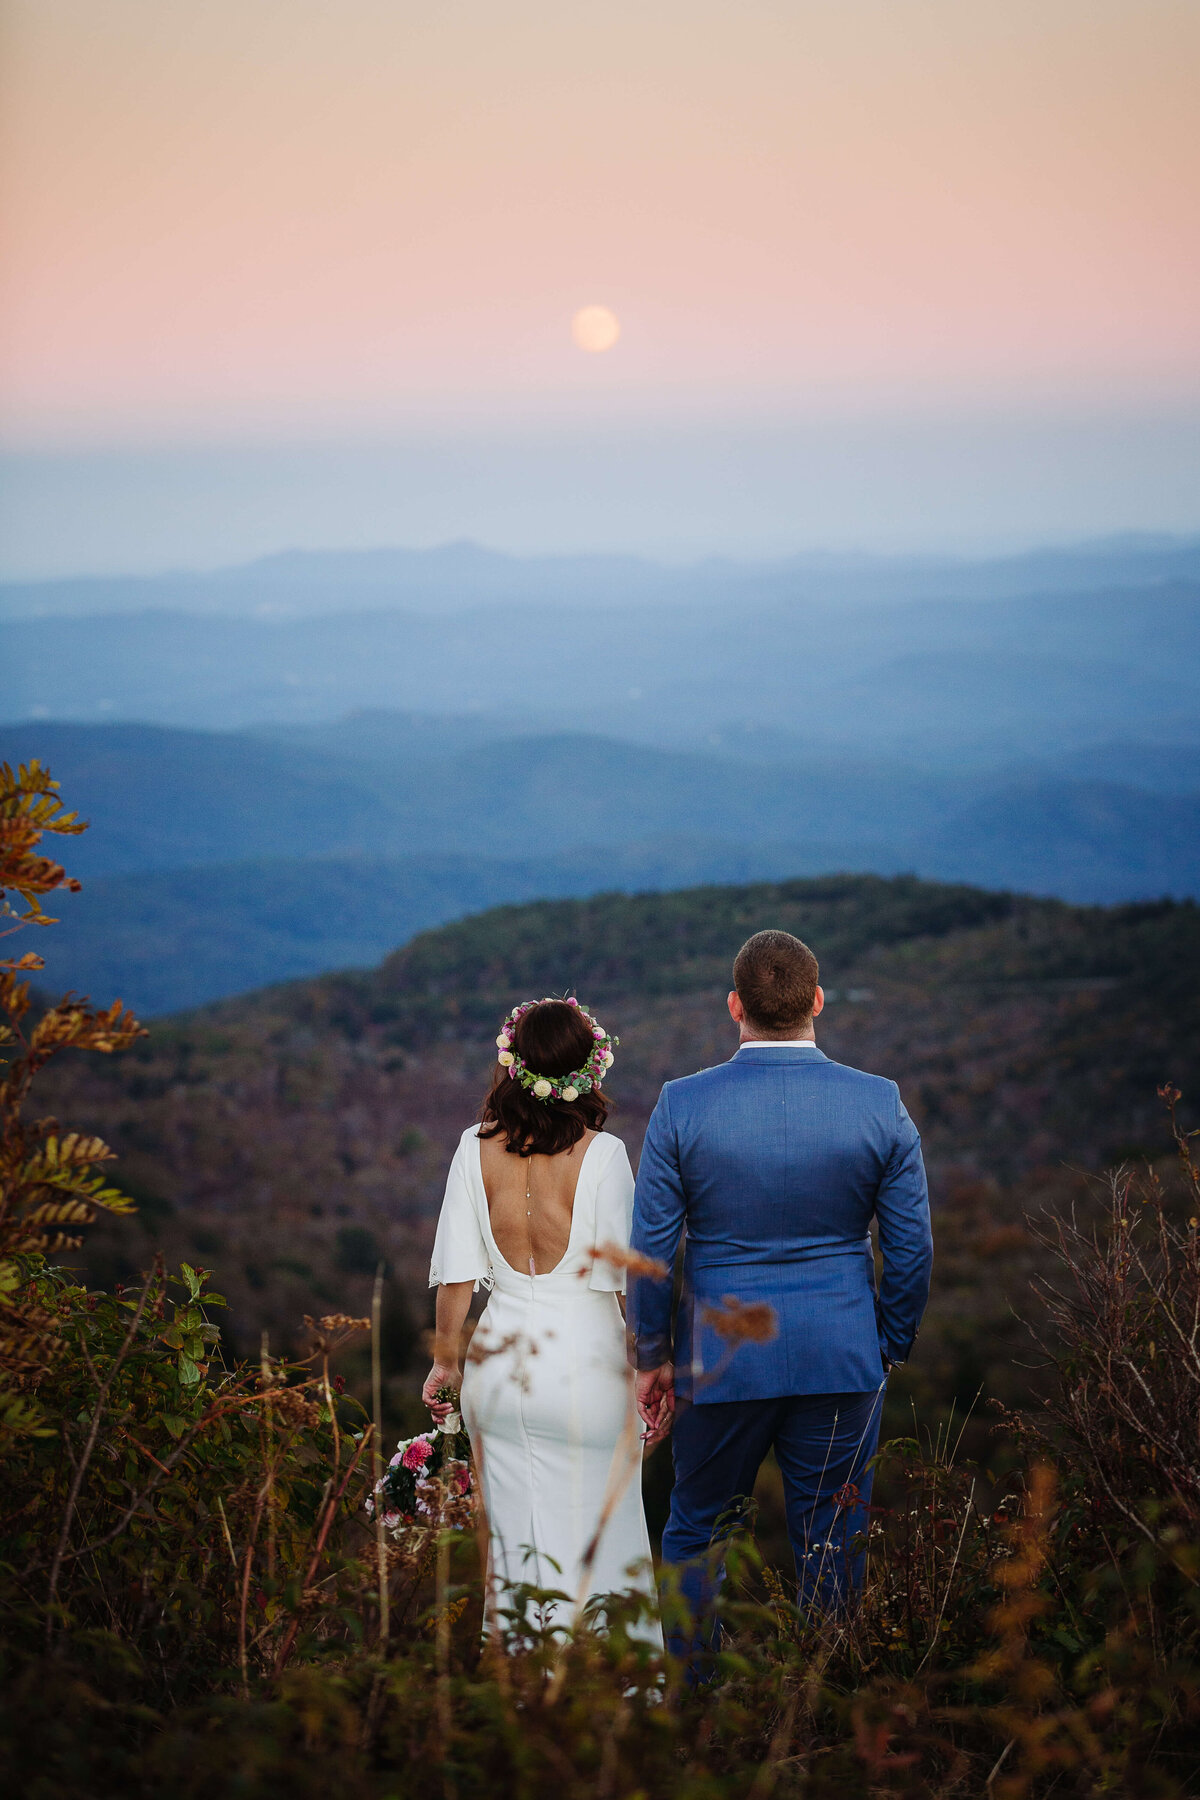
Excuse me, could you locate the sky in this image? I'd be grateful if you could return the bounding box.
[1,0,1198,575]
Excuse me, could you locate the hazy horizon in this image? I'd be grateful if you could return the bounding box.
[4,410,1200,582]
[3,508,1200,593]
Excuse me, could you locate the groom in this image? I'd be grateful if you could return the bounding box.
[629,928,933,1664]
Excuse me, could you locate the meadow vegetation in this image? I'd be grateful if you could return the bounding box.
[3,761,1200,1796]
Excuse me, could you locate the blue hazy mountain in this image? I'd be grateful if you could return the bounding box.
[5,718,1198,1015]
[9,720,1200,883]
[31,842,883,1016]
[0,722,957,877]
[4,589,1198,753]
[3,536,1197,1013]
[3,539,1199,755]
[38,788,1200,1018]
[5,533,1200,619]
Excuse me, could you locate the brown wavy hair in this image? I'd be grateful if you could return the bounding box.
[478,999,612,1156]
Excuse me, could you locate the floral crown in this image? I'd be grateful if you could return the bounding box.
[495,997,617,1104]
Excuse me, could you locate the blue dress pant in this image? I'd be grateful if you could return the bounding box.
[660,1384,886,1668]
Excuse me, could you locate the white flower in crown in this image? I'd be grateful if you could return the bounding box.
[497,1051,515,1066]
[561,1085,579,1103]
[496,1033,511,1049]
[532,1079,552,1099]
[603,1050,614,1067]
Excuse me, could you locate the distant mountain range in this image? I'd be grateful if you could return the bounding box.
[6,532,1200,620]
[3,535,1197,1013]
[4,539,1199,752]
[5,718,1199,1014]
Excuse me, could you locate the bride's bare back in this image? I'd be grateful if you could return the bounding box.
[479,1129,597,1276]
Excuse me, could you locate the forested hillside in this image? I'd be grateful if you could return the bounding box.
[45,874,1200,1439]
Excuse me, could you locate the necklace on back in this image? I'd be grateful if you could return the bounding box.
[525,1154,537,1277]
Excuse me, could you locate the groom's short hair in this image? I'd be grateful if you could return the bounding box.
[733,929,819,1033]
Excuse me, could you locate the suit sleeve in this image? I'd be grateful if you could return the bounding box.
[875,1087,933,1364]
[629,1084,687,1371]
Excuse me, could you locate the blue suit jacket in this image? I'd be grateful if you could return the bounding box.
[629,1046,933,1403]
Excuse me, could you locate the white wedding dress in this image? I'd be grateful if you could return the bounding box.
[429,1126,662,1646]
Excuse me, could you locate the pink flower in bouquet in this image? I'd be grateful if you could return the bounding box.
[401,1435,434,1471]
[382,1510,402,1530]
[388,1451,405,1467]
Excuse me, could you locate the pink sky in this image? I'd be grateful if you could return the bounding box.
[2,0,1198,445]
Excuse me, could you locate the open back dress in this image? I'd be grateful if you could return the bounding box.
[429,1125,661,1644]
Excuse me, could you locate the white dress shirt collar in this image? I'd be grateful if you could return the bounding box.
[735,1038,820,1051]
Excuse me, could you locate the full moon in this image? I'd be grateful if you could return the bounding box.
[571,305,620,353]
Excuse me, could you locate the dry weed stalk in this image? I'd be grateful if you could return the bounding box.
[702,1295,780,1346]
[1030,1087,1200,1550]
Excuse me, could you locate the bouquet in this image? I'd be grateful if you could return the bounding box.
[366,1388,473,1537]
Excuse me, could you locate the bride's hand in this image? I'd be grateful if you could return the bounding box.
[422,1362,462,1421]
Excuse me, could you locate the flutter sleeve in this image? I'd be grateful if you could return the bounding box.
[428,1132,493,1291]
[587,1134,636,1294]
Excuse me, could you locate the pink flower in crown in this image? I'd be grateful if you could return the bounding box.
[401,1435,434,1471]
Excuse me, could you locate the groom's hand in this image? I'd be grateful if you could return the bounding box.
[635,1364,675,1443]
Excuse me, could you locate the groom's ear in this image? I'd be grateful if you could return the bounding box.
[727,990,745,1026]
[812,985,825,1020]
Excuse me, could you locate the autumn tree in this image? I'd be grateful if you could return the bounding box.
[0,759,144,1440]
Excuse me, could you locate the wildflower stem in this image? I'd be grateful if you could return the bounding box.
[435,1528,455,1800]
[372,1263,390,1652]
[271,1426,372,1679]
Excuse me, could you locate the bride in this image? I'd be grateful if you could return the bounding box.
[422,996,663,1645]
